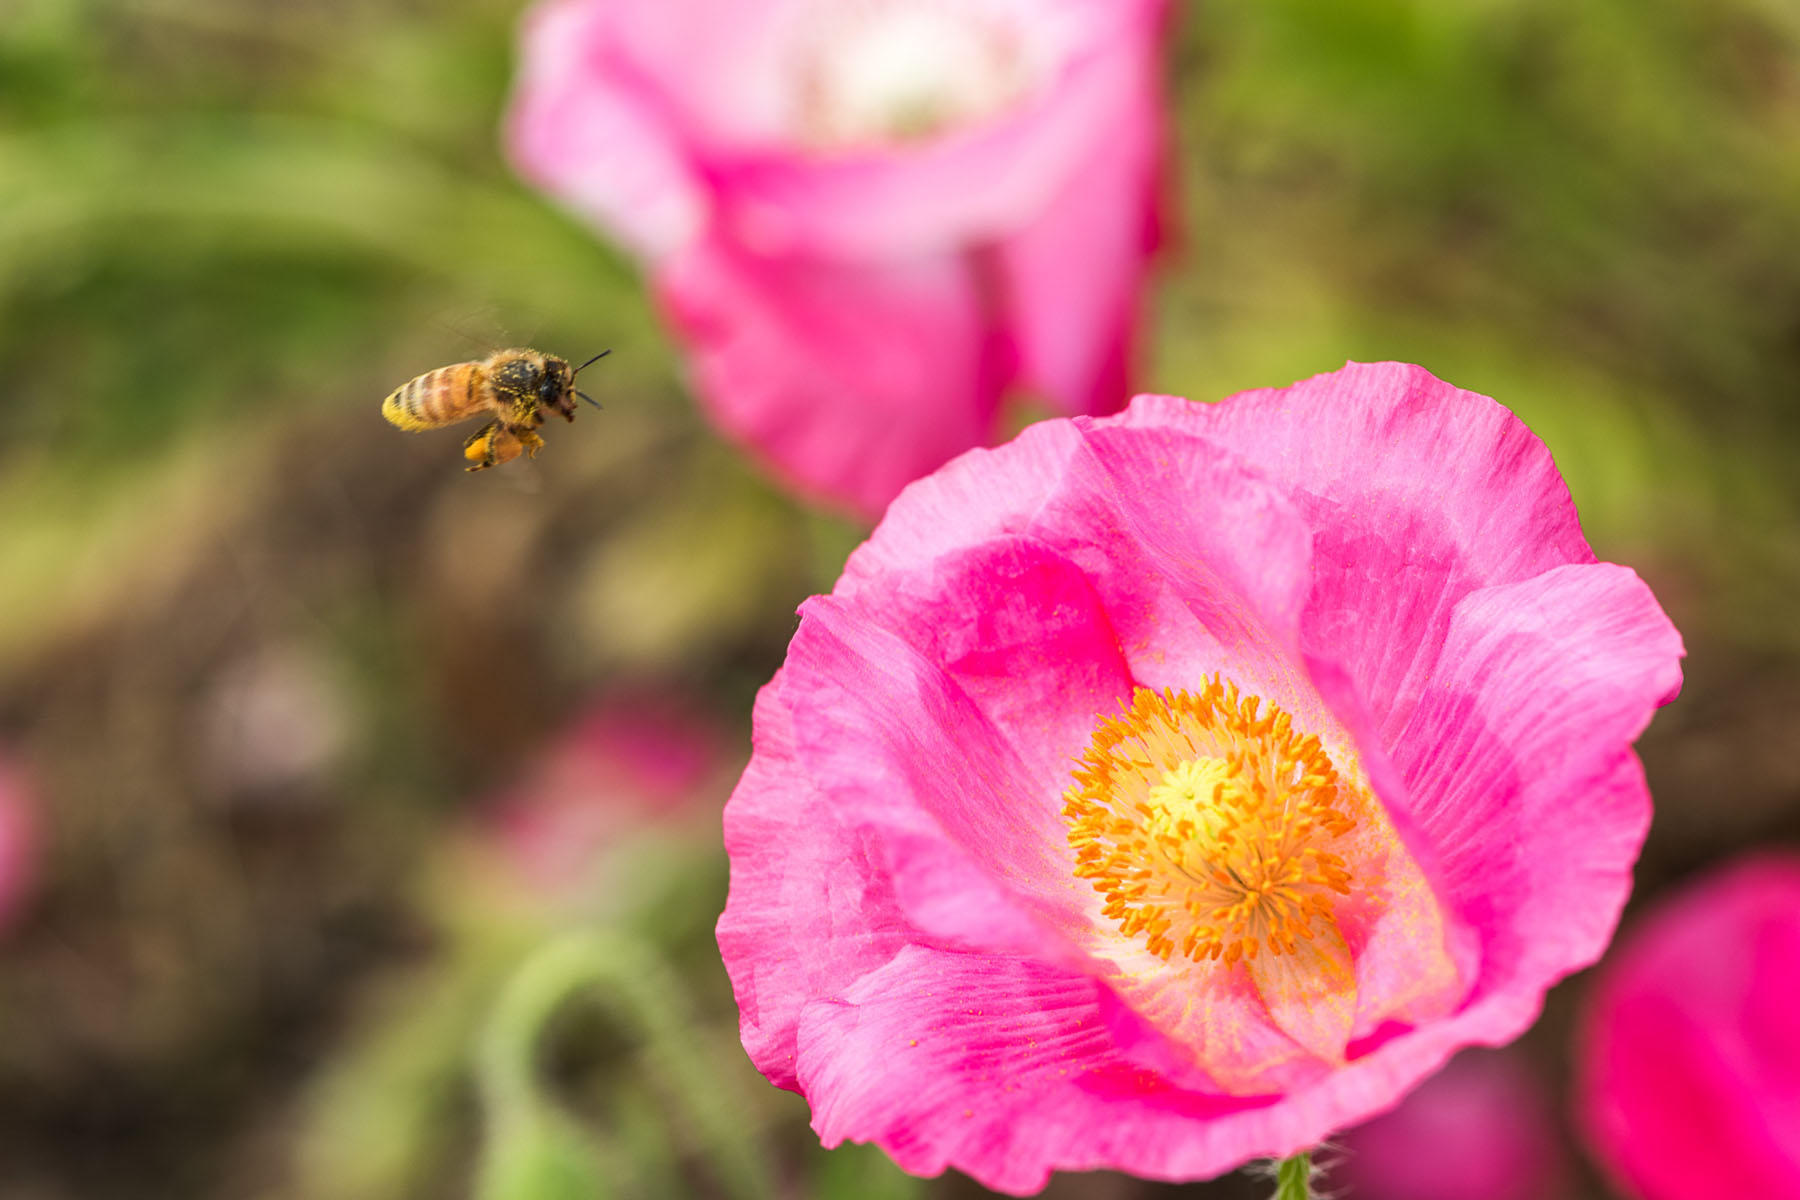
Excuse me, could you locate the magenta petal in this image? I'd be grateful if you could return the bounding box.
[1578,855,1800,1200]
[656,235,1006,518]
[1340,1049,1570,1200]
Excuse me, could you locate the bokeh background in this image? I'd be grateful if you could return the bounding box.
[2,0,1798,1196]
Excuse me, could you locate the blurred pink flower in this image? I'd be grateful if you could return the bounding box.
[506,0,1168,517]
[715,362,1683,1193]
[1577,853,1800,1200]
[483,692,729,897]
[1340,1049,1568,1200]
[0,759,35,933]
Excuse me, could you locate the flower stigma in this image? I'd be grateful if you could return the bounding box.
[1064,681,1359,967]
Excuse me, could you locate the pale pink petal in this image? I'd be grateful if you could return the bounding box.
[1093,957,1329,1097]
[717,670,919,1089]
[505,0,707,259]
[655,235,1006,518]
[600,0,804,146]
[706,1,1163,259]
[1033,423,1316,705]
[1334,805,1474,1037]
[1088,978,1315,1099]
[989,61,1162,417]
[1393,563,1683,991]
[1248,927,1358,1066]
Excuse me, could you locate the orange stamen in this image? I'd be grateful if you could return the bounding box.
[1063,681,1358,965]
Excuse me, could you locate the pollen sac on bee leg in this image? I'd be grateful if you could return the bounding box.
[463,424,526,471]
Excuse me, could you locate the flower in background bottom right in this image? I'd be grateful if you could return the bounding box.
[1578,852,1800,1200]
[1340,1048,1570,1200]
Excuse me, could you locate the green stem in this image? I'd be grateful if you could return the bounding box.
[1272,1151,1314,1200]
[475,931,775,1200]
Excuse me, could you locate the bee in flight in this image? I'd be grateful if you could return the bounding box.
[380,348,610,471]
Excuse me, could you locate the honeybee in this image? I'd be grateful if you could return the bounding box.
[380,348,610,471]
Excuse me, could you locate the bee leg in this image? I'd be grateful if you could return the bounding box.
[462,422,502,472]
[517,428,547,460]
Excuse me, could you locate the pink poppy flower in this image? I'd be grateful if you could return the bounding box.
[1577,853,1800,1200]
[716,362,1683,1193]
[481,691,730,900]
[1338,1049,1569,1200]
[506,0,1167,517]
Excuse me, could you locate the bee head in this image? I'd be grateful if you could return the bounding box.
[545,349,610,418]
[537,357,578,420]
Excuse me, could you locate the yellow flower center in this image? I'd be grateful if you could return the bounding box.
[1064,681,1358,966]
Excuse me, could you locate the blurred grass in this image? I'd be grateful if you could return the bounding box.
[0,0,1796,1197]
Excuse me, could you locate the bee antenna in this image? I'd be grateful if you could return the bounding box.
[576,389,603,410]
[573,349,612,374]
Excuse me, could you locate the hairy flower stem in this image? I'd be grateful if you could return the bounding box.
[475,931,774,1200]
[1272,1151,1315,1200]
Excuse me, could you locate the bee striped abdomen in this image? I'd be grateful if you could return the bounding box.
[378,346,599,471]
[381,362,489,431]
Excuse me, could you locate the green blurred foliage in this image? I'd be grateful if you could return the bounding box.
[1161,0,1800,649]
[0,0,1795,1197]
